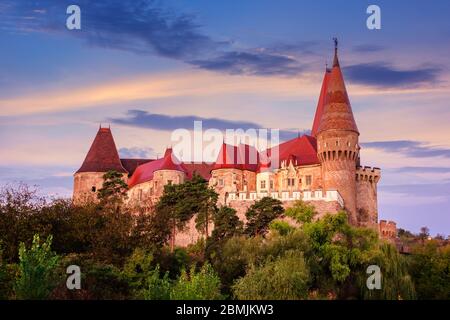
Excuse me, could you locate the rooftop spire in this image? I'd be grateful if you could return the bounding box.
[76,127,128,174]
[332,37,339,67]
[316,40,359,135]
[311,70,330,137]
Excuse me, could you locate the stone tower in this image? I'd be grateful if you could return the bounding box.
[315,40,360,224]
[152,147,187,196]
[73,126,128,204]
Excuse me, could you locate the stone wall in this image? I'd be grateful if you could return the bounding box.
[317,130,359,224]
[379,220,397,240]
[356,167,381,228]
[228,199,342,223]
[73,172,127,205]
[209,168,244,204]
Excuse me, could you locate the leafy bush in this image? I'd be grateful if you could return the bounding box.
[285,200,317,223]
[122,248,155,295]
[0,243,15,299]
[269,220,294,236]
[15,234,60,300]
[408,240,450,299]
[142,265,171,300]
[233,250,310,300]
[170,263,224,300]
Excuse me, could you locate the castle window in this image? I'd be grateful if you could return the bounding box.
[218,178,224,186]
[335,141,339,146]
[305,175,312,186]
[150,188,153,196]
[270,180,274,189]
[287,178,295,187]
[260,180,266,189]
[167,180,173,185]
[91,186,96,192]
[138,190,143,201]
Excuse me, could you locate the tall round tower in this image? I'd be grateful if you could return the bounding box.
[73,126,128,204]
[315,40,360,224]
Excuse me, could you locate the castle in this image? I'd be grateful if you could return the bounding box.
[73,45,384,244]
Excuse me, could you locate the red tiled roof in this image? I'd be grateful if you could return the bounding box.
[316,50,359,135]
[311,70,330,137]
[120,158,154,176]
[76,127,127,174]
[182,163,215,180]
[128,148,186,187]
[266,135,319,169]
[212,142,260,171]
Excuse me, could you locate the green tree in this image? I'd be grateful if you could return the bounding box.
[97,170,128,208]
[155,183,194,252]
[142,265,171,300]
[122,248,155,295]
[358,243,415,300]
[0,242,14,299]
[212,206,243,241]
[155,174,219,252]
[186,174,218,237]
[170,263,224,300]
[408,240,450,299]
[233,250,310,300]
[15,234,60,300]
[269,220,294,236]
[285,200,317,224]
[245,197,284,237]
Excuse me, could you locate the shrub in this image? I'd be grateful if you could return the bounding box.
[269,220,294,236]
[142,265,171,300]
[14,234,60,300]
[170,263,224,300]
[233,250,310,300]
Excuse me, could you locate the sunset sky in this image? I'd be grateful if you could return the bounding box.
[1,0,450,235]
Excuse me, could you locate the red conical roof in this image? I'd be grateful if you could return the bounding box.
[311,70,330,137]
[159,147,186,172]
[212,142,240,171]
[317,46,359,135]
[212,142,260,171]
[76,127,127,173]
[127,148,186,187]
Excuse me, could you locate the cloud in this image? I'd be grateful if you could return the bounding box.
[361,140,450,158]
[119,147,155,159]
[352,44,385,53]
[2,0,218,60]
[190,51,304,76]
[110,110,305,141]
[379,182,450,198]
[1,0,307,77]
[0,165,74,198]
[343,63,441,88]
[393,167,450,174]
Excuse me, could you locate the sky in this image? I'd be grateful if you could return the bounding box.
[0,0,450,236]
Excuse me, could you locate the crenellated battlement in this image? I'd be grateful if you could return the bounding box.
[226,189,344,207]
[356,166,381,183]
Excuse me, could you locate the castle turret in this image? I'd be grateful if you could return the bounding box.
[73,127,128,204]
[152,147,187,195]
[315,40,360,224]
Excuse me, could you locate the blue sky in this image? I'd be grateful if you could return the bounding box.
[0,0,450,236]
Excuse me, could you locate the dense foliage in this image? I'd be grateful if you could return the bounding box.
[0,177,448,300]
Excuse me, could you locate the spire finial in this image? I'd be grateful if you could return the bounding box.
[332,37,339,67]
